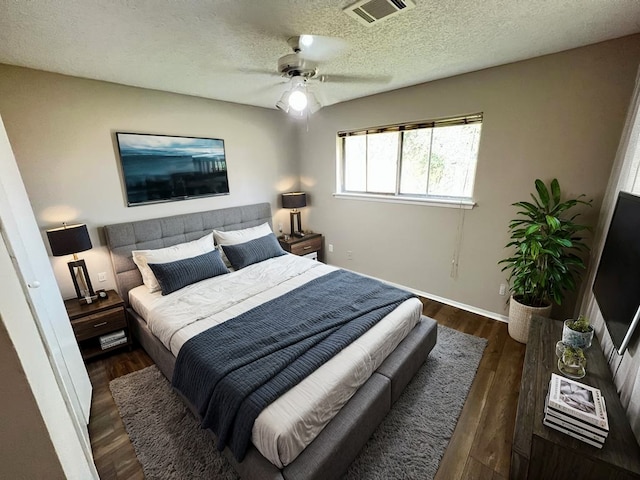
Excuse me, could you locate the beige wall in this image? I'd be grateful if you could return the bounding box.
[0,37,639,316]
[0,65,300,299]
[298,35,640,320]
[0,320,65,479]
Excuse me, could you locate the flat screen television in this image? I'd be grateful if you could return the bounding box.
[115,132,230,207]
[593,191,640,355]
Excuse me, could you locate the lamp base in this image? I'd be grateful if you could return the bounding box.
[67,258,95,300]
[289,210,303,237]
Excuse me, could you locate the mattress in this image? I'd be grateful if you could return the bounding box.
[129,254,422,467]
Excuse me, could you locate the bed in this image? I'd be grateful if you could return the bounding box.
[104,202,437,480]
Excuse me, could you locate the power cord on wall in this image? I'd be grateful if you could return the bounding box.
[450,208,465,279]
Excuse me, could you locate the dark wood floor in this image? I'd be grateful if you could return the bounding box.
[87,298,526,480]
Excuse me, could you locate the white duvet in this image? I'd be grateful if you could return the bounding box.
[129,254,422,467]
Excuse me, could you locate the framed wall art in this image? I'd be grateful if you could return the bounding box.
[115,132,229,206]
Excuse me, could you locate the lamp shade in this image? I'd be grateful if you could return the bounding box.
[46,224,92,256]
[281,192,307,209]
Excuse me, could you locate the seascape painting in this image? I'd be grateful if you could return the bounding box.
[116,133,229,206]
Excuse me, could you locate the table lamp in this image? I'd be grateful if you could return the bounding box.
[281,192,307,237]
[46,223,95,302]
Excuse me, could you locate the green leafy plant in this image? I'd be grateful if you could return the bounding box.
[562,345,585,365]
[499,178,592,307]
[566,315,592,333]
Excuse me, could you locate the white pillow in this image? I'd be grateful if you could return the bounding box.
[213,223,273,267]
[213,222,272,247]
[132,232,215,293]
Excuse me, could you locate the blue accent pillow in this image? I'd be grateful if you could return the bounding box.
[221,233,286,270]
[148,249,229,295]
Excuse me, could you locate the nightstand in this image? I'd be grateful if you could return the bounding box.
[64,289,132,361]
[279,232,323,261]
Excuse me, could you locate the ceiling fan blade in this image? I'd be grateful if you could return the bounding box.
[288,35,348,62]
[253,83,285,95]
[317,73,392,84]
[238,67,280,76]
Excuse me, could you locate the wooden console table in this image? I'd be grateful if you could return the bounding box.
[511,316,640,479]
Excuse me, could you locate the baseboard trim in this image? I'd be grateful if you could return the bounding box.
[410,287,509,324]
[342,267,509,324]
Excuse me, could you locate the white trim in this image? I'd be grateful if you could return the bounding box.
[0,115,97,479]
[333,192,476,209]
[341,267,508,323]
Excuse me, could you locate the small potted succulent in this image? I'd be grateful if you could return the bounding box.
[557,345,586,379]
[562,315,594,349]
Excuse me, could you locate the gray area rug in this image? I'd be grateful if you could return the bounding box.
[110,326,487,479]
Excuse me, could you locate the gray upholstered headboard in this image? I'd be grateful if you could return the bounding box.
[103,202,272,306]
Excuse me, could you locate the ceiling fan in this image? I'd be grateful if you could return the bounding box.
[261,34,388,117]
[272,35,344,117]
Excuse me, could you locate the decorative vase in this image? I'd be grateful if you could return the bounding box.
[562,320,594,349]
[507,295,552,344]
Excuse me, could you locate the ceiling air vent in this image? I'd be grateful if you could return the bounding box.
[344,0,416,27]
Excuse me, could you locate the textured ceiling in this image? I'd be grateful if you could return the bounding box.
[0,0,639,110]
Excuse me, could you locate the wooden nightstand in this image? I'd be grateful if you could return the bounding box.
[279,233,323,261]
[64,289,132,361]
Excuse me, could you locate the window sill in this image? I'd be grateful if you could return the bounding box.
[333,192,476,209]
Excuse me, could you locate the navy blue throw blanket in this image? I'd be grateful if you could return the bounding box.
[172,269,415,461]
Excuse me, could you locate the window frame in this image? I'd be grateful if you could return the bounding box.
[335,113,482,209]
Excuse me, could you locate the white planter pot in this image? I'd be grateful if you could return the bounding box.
[508,296,552,344]
[562,320,594,349]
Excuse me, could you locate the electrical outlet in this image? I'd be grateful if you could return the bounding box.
[277,223,283,234]
[328,244,334,253]
[98,272,107,282]
[499,283,507,296]
[347,250,353,260]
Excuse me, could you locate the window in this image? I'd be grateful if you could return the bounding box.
[337,113,482,207]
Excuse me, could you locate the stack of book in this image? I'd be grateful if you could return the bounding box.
[544,373,609,448]
[99,330,127,350]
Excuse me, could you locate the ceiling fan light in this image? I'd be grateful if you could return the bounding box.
[276,100,289,113]
[299,35,314,48]
[307,91,321,114]
[276,90,290,112]
[288,89,308,112]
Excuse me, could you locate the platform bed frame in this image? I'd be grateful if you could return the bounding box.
[104,203,438,480]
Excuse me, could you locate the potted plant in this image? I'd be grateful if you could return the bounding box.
[558,345,586,379]
[562,315,594,349]
[499,178,591,343]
